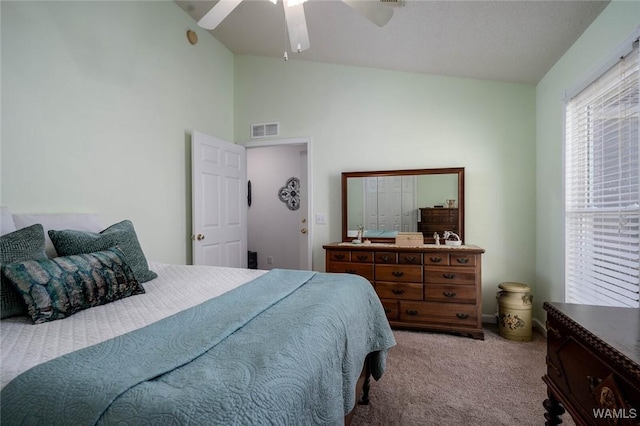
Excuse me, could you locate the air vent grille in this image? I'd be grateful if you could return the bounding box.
[380,0,403,6]
[251,122,279,139]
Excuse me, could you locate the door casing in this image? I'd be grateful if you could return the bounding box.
[242,138,313,270]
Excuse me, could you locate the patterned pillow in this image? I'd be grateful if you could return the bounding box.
[48,220,157,283]
[1,247,145,324]
[0,224,48,318]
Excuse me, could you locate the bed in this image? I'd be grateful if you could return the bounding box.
[0,210,396,425]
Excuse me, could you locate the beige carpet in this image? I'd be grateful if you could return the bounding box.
[351,326,576,426]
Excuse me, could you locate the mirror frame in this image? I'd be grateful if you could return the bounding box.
[341,167,465,243]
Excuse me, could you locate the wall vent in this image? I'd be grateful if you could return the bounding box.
[380,0,404,6]
[251,122,279,139]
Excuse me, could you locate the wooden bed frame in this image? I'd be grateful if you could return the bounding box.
[344,354,373,425]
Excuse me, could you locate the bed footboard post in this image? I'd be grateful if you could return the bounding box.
[359,354,372,406]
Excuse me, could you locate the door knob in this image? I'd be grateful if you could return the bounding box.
[300,228,308,234]
[192,233,205,241]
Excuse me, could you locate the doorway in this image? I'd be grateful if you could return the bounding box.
[243,138,312,271]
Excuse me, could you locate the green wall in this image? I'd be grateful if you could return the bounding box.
[234,56,537,318]
[1,1,234,264]
[535,1,639,321]
[3,0,634,322]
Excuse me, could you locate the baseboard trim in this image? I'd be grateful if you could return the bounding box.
[533,317,546,337]
[482,314,547,337]
[482,314,497,324]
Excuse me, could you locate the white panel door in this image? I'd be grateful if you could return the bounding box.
[401,175,417,232]
[192,131,247,267]
[377,176,403,231]
[364,177,379,229]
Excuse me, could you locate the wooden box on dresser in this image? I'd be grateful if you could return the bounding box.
[323,243,485,340]
[542,302,640,426]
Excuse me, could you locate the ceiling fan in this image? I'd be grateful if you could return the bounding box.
[197,0,395,56]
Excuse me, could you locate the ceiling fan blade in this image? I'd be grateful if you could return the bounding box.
[283,3,310,52]
[198,0,243,30]
[341,0,394,27]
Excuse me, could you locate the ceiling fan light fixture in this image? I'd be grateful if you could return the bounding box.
[283,2,310,52]
[198,0,394,57]
[284,0,307,7]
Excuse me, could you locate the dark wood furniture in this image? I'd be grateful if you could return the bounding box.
[418,207,459,236]
[324,243,485,340]
[543,302,640,425]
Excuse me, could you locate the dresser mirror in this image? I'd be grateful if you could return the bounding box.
[342,167,465,244]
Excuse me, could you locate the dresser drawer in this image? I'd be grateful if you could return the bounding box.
[399,301,477,326]
[327,262,374,281]
[327,250,351,262]
[375,264,422,282]
[425,284,476,304]
[376,282,423,301]
[423,209,451,222]
[424,254,450,266]
[450,253,476,267]
[380,299,399,320]
[424,266,476,285]
[352,251,374,263]
[398,252,422,265]
[375,252,397,264]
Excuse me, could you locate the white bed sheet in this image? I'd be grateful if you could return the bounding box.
[0,262,267,389]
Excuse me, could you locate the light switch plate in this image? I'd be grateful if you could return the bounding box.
[315,213,327,225]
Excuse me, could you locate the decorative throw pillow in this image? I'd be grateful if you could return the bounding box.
[48,220,157,283]
[1,247,145,324]
[0,224,48,318]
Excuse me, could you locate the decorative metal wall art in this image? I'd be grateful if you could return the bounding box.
[278,177,300,210]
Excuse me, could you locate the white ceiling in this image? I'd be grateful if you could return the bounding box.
[175,0,610,85]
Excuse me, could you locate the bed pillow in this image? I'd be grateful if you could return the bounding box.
[1,247,145,324]
[48,220,157,283]
[0,224,48,318]
[13,213,105,258]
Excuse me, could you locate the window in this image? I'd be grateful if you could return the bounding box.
[564,38,639,308]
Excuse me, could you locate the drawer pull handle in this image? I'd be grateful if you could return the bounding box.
[443,273,456,279]
[391,289,405,295]
[547,324,562,339]
[456,258,470,264]
[404,256,418,263]
[429,257,443,263]
[456,313,469,320]
[335,254,345,260]
[391,271,405,277]
[381,255,392,262]
[345,269,357,274]
[443,291,457,298]
[357,255,369,261]
[405,309,418,316]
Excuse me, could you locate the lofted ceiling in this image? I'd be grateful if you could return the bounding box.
[175,0,610,85]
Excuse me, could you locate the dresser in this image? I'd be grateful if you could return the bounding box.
[417,208,459,236]
[543,302,640,425]
[323,243,485,340]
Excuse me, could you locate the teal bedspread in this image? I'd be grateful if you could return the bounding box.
[1,269,395,425]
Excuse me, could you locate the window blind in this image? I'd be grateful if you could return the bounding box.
[565,40,640,308]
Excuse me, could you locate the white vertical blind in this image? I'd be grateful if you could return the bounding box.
[565,41,640,307]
